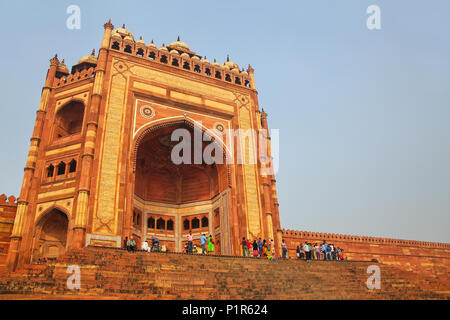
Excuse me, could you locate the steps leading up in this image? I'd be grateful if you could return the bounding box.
[0,247,448,300]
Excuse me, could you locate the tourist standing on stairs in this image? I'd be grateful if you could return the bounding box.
[127,236,136,252]
[262,240,268,257]
[299,243,305,259]
[270,239,276,257]
[330,244,336,260]
[257,238,263,257]
[187,231,194,254]
[252,240,258,257]
[207,235,214,255]
[326,243,332,260]
[200,233,207,255]
[303,242,310,261]
[321,241,327,260]
[315,243,320,260]
[281,239,288,259]
[242,237,249,257]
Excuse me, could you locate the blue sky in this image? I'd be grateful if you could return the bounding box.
[0,0,449,243]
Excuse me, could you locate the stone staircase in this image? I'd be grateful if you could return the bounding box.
[0,247,448,299]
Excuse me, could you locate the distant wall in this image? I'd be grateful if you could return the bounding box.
[0,195,17,271]
[281,229,450,282]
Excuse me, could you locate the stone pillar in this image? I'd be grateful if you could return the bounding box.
[6,55,59,271]
[72,20,114,249]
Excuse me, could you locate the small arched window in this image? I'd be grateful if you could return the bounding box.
[54,101,85,139]
[148,217,155,229]
[225,74,231,82]
[57,162,66,176]
[124,45,132,53]
[157,218,165,230]
[149,52,156,60]
[111,42,120,50]
[235,77,241,85]
[191,218,200,229]
[136,48,144,57]
[167,219,174,231]
[68,159,77,173]
[201,217,208,228]
[194,65,201,73]
[183,219,190,230]
[133,211,136,224]
[160,55,168,63]
[172,58,179,67]
[205,68,211,76]
[215,71,221,79]
[47,165,54,178]
[183,61,190,70]
[136,213,141,226]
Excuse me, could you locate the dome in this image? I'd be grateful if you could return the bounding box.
[241,70,248,75]
[148,40,156,48]
[159,44,168,51]
[170,49,179,55]
[111,32,122,39]
[112,24,134,41]
[169,36,190,51]
[192,55,200,61]
[124,35,134,42]
[136,36,146,45]
[212,59,220,66]
[180,52,189,59]
[223,55,238,70]
[231,68,240,74]
[78,49,97,65]
[202,57,210,64]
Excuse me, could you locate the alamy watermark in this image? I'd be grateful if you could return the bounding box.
[366,5,381,30]
[66,265,81,290]
[66,5,81,30]
[366,265,381,290]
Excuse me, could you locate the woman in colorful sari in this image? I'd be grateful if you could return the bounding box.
[262,240,268,257]
[207,235,214,255]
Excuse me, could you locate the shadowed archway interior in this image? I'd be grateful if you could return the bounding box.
[33,208,69,260]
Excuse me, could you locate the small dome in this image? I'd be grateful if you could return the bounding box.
[169,36,190,50]
[180,52,189,59]
[170,49,179,55]
[241,70,248,75]
[212,59,220,66]
[136,36,146,45]
[159,44,168,51]
[148,40,156,48]
[78,49,97,65]
[231,68,240,74]
[112,24,134,41]
[223,55,238,70]
[192,55,200,61]
[202,57,210,64]
[124,35,134,42]
[111,32,122,39]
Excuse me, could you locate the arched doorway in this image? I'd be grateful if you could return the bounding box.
[132,121,231,253]
[32,208,69,261]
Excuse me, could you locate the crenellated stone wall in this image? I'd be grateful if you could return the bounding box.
[0,195,17,271]
[281,229,450,282]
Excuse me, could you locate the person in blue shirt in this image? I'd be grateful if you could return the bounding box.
[200,233,207,255]
[257,238,263,257]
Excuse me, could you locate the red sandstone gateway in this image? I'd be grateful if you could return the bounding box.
[0,20,448,300]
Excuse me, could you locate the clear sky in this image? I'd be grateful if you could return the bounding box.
[0,0,449,243]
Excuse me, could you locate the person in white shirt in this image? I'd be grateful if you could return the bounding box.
[141,240,150,252]
[303,243,310,261]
